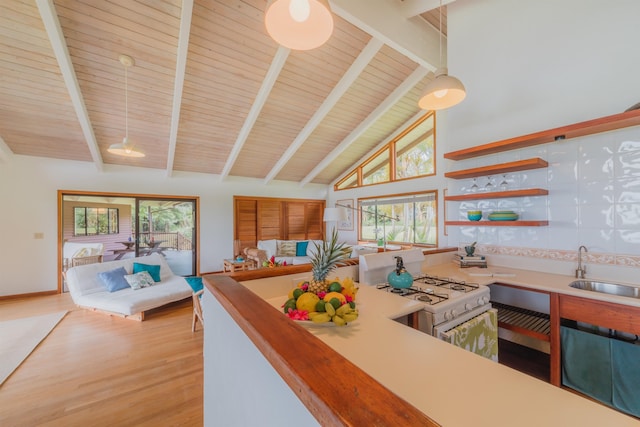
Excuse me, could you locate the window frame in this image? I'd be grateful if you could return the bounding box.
[334,112,436,191]
[74,207,120,236]
[357,190,438,247]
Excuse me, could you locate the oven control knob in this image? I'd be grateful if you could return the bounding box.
[450,309,457,318]
[465,303,472,311]
[478,297,487,305]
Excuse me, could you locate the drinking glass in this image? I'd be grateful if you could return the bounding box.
[470,178,479,192]
[499,174,508,190]
[485,175,493,190]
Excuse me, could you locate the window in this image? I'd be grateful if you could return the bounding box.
[74,207,119,236]
[359,192,437,246]
[335,112,435,190]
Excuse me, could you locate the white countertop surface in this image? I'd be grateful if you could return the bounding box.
[424,262,640,308]
[253,275,640,427]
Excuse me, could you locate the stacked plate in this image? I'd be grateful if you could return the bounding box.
[488,210,519,221]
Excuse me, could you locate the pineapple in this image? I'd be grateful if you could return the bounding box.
[308,229,348,294]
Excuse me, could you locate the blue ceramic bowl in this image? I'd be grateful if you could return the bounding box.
[467,211,482,221]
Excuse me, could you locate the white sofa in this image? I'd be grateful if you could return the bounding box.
[245,239,377,267]
[65,253,192,320]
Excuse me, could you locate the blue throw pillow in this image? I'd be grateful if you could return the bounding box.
[185,276,203,293]
[296,241,309,256]
[97,267,130,293]
[133,263,161,282]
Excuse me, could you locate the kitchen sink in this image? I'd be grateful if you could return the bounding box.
[570,280,640,299]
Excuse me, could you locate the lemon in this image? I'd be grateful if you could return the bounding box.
[296,292,320,312]
[323,291,346,305]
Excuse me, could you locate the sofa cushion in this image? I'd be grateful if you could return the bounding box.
[185,277,203,293]
[133,262,161,282]
[124,271,155,290]
[276,240,297,256]
[97,267,130,293]
[257,239,277,258]
[295,241,309,256]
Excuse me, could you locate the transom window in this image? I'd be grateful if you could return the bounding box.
[359,191,437,246]
[335,112,435,190]
[74,207,119,236]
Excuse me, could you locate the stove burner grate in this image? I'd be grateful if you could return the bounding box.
[417,295,432,302]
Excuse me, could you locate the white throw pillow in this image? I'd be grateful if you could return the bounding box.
[257,239,277,258]
[124,271,155,290]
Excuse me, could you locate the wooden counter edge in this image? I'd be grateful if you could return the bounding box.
[220,247,457,281]
[203,274,440,427]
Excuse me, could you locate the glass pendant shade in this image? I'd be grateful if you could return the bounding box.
[265,0,333,50]
[418,68,466,110]
[108,137,145,158]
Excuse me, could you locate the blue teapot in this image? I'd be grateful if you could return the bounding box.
[387,256,414,289]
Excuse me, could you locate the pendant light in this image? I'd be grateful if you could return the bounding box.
[265,0,334,50]
[418,0,466,110]
[108,54,145,158]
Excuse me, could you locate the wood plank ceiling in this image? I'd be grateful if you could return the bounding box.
[0,0,449,185]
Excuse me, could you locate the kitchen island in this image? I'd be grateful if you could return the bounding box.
[202,266,639,426]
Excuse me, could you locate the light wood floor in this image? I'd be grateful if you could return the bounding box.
[0,294,203,426]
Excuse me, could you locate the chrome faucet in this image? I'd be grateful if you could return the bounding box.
[576,245,588,278]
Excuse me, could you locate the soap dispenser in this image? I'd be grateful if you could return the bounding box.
[387,256,414,289]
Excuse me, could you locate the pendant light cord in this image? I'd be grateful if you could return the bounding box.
[124,62,128,140]
[438,0,443,68]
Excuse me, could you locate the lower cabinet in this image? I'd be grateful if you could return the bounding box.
[561,325,640,418]
[553,294,640,418]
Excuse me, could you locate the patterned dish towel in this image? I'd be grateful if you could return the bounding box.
[442,309,499,362]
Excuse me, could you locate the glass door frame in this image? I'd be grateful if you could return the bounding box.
[58,190,200,293]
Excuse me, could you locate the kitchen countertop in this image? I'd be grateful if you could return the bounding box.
[423,262,640,308]
[251,279,640,426]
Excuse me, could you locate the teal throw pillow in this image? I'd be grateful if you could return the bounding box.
[185,276,203,293]
[296,241,309,256]
[133,262,161,282]
[97,267,130,293]
[124,271,155,290]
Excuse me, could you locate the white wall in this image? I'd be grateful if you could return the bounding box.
[0,155,327,296]
[330,0,640,283]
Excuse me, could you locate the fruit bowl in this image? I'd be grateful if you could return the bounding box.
[282,278,359,327]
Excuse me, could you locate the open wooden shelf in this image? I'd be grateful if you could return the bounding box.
[492,301,551,342]
[445,220,549,227]
[444,158,548,180]
[445,188,548,201]
[444,109,640,161]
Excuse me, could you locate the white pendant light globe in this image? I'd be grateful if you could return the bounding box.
[108,54,145,158]
[418,68,466,110]
[418,0,466,111]
[265,0,334,50]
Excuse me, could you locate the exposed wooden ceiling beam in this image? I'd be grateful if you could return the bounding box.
[400,0,457,18]
[330,0,440,71]
[219,46,290,181]
[165,0,194,177]
[36,0,103,172]
[300,65,430,187]
[263,38,384,185]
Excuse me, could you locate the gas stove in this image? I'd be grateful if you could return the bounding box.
[374,274,491,335]
[359,250,492,336]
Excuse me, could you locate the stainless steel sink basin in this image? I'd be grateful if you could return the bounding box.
[570,280,640,299]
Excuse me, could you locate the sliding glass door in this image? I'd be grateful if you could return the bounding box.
[136,198,196,276]
[60,191,198,293]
